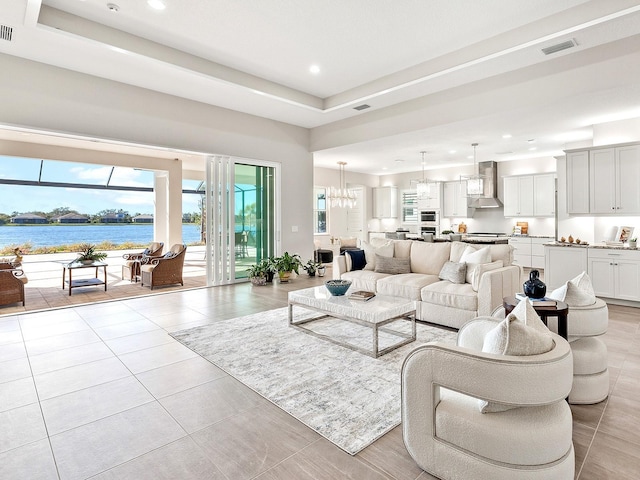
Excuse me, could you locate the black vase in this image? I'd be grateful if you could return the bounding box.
[523,270,546,299]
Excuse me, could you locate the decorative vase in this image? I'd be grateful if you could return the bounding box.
[630,240,637,249]
[317,267,326,277]
[523,269,546,299]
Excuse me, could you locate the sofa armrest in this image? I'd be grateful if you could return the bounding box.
[476,265,521,316]
[332,255,347,279]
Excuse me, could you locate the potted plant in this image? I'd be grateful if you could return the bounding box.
[77,243,107,264]
[274,251,302,283]
[264,256,278,283]
[246,260,270,286]
[629,238,637,249]
[302,260,322,277]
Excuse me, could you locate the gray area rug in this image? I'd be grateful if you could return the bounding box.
[171,307,457,455]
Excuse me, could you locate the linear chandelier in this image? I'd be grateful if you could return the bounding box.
[328,161,356,208]
[461,143,485,197]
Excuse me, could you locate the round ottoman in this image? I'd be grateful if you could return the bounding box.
[569,336,610,404]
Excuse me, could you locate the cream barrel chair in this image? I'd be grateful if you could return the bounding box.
[401,317,575,480]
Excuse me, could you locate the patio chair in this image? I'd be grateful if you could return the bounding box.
[140,244,186,290]
[0,263,28,306]
[121,242,164,281]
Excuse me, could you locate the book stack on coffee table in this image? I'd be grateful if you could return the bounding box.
[349,290,376,301]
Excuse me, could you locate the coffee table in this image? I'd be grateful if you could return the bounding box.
[288,286,416,358]
[62,261,108,296]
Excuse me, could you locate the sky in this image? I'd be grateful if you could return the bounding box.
[0,156,202,215]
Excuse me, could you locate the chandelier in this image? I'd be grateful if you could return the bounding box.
[416,151,430,199]
[461,143,485,197]
[328,161,356,208]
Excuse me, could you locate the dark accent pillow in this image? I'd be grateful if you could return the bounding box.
[439,261,467,284]
[345,249,366,271]
[374,254,411,274]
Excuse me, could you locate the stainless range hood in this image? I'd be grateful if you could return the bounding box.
[467,161,503,209]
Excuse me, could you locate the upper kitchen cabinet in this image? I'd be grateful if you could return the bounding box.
[503,175,534,217]
[373,186,398,218]
[589,144,640,214]
[533,174,556,217]
[565,142,640,215]
[566,150,590,214]
[443,181,473,218]
[417,182,442,210]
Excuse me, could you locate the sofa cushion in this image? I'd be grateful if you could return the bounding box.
[345,249,366,271]
[421,281,478,311]
[374,255,411,274]
[394,240,414,259]
[470,260,503,292]
[410,241,451,275]
[341,270,391,292]
[438,261,467,284]
[362,240,394,271]
[376,273,440,300]
[450,241,514,267]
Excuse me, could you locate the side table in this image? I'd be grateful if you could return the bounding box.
[503,296,569,339]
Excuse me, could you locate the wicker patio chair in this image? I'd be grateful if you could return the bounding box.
[121,242,164,281]
[0,264,28,306]
[140,244,186,290]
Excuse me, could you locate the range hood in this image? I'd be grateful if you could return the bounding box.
[467,161,503,209]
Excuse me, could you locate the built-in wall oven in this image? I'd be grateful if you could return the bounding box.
[420,210,439,223]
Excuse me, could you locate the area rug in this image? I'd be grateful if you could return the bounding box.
[171,307,456,455]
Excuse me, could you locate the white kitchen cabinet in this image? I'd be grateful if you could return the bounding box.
[531,237,552,268]
[510,236,553,268]
[565,150,590,214]
[533,174,556,217]
[417,182,442,210]
[503,176,534,217]
[373,186,398,218]
[544,245,588,290]
[588,249,640,301]
[443,181,473,218]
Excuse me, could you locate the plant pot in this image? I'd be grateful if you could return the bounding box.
[308,271,316,277]
[629,241,637,249]
[266,271,275,283]
[317,267,326,277]
[278,271,292,283]
[250,276,267,286]
[80,259,94,265]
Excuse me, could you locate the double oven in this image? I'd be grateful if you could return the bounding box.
[419,209,440,236]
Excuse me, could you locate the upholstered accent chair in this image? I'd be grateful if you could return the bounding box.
[140,244,186,290]
[401,316,575,480]
[121,242,164,281]
[0,263,28,306]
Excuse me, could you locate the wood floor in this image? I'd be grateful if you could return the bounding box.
[0,274,638,479]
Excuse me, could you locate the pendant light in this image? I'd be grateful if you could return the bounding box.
[463,143,484,197]
[327,161,356,208]
[416,151,430,200]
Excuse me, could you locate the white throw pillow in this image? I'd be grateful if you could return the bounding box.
[459,246,492,284]
[479,316,554,413]
[509,297,549,333]
[470,260,503,291]
[548,271,596,306]
[361,240,394,271]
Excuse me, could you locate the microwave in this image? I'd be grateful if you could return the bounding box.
[420,225,440,235]
[420,210,439,223]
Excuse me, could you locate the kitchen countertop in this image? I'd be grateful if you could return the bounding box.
[545,241,638,251]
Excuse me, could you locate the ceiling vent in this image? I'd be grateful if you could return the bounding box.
[541,39,576,55]
[353,104,370,111]
[0,25,13,42]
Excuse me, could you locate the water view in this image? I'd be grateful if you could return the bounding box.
[0,224,203,248]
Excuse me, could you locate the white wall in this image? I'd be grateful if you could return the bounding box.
[0,54,314,259]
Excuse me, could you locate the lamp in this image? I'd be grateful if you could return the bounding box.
[416,151,430,200]
[327,161,356,208]
[461,143,485,197]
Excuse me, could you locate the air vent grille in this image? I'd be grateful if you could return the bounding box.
[353,104,370,111]
[541,39,576,55]
[0,25,13,42]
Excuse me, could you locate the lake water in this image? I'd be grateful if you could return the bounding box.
[0,224,203,248]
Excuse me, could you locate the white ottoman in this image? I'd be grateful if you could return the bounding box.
[568,336,609,404]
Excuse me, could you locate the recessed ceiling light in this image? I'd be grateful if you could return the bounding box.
[309,65,320,75]
[529,147,537,151]
[502,134,512,139]
[147,0,166,10]
[467,155,474,159]
[107,3,119,12]
[449,150,456,154]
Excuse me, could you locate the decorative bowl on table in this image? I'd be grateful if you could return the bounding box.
[325,279,352,296]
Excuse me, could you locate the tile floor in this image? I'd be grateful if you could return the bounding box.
[1,275,639,479]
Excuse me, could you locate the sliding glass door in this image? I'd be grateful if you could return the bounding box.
[205,156,278,285]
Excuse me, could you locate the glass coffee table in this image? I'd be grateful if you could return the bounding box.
[288,286,416,358]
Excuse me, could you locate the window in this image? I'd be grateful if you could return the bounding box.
[313,187,327,233]
[402,189,417,224]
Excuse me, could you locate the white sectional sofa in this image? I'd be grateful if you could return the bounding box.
[332,240,521,329]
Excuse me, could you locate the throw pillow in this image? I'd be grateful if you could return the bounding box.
[361,240,394,271]
[509,297,549,333]
[548,271,596,306]
[470,260,503,291]
[143,248,151,255]
[479,316,554,413]
[163,251,177,259]
[340,237,358,248]
[438,261,467,284]
[374,254,411,274]
[459,246,492,284]
[345,249,366,271]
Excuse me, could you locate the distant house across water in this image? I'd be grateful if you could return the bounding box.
[101,213,126,223]
[132,214,153,224]
[11,213,48,224]
[55,213,89,224]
